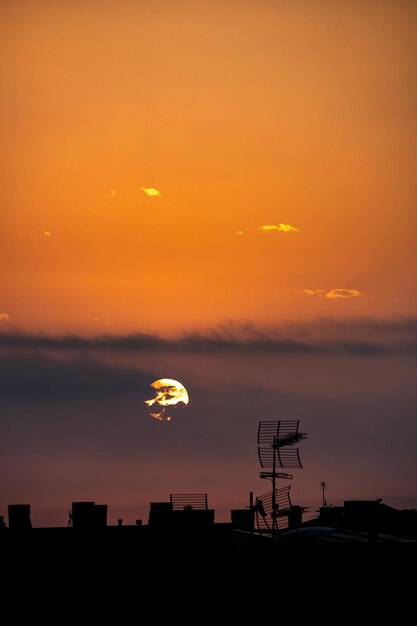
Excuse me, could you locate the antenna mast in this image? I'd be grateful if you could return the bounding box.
[321,481,327,508]
[257,420,307,536]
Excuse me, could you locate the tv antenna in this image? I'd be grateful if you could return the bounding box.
[321,481,328,508]
[257,420,307,536]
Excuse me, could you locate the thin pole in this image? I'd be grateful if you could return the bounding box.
[321,481,327,508]
[272,435,277,536]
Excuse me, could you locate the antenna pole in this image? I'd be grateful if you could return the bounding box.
[257,420,308,536]
[272,436,277,536]
[321,481,327,507]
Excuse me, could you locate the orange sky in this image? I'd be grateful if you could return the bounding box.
[2,3,417,527]
[1,0,417,333]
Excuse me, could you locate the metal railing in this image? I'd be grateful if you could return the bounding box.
[170,493,208,511]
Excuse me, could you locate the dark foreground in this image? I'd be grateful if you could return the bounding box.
[2,527,416,618]
[1,523,416,577]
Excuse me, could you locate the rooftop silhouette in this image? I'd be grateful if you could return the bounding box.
[2,422,416,575]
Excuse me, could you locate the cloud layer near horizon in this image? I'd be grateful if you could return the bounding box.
[1,316,416,525]
[1,316,416,356]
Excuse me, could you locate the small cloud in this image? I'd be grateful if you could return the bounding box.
[0,313,10,321]
[326,289,361,299]
[302,289,326,296]
[277,223,299,232]
[18,230,51,238]
[258,223,299,233]
[302,288,361,299]
[140,187,161,197]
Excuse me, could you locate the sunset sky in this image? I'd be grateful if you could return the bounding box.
[1,1,416,526]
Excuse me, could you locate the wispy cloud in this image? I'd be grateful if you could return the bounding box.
[140,186,161,197]
[1,317,416,356]
[18,230,52,239]
[302,288,361,299]
[258,223,299,233]
[0,313,10,321]
[302,289,327,296]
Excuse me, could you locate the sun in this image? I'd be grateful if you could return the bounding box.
[144,378,189,422]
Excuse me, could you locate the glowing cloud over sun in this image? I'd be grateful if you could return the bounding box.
[140,187,162,197]
[144,378,189,422]
[258,223,299,233]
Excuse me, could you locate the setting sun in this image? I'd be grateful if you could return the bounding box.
[145,378,189,422]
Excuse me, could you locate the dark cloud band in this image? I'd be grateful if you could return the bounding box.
[0,354,152,401]
[0,316,417,356]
